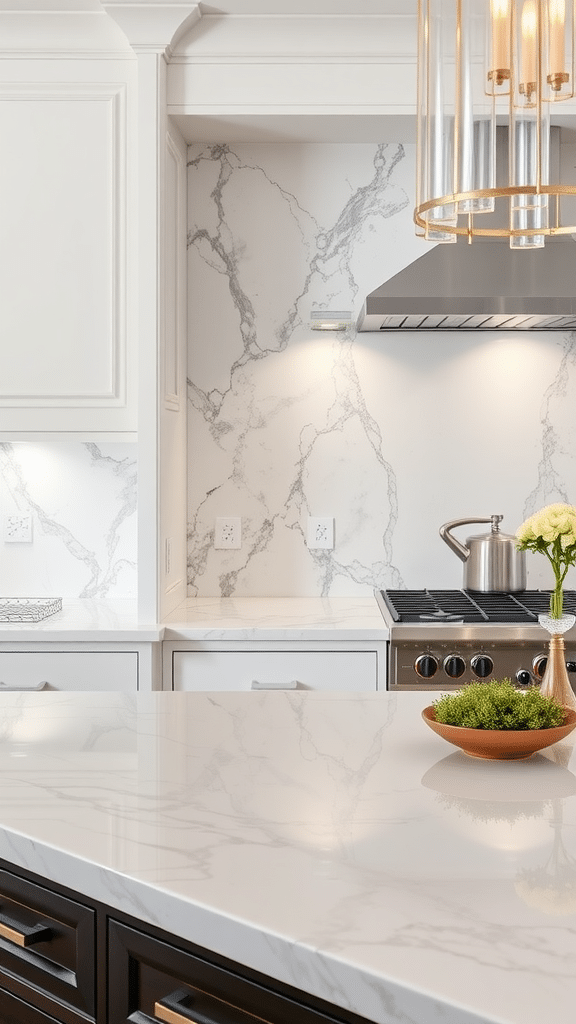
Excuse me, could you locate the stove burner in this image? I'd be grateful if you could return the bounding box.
[382,589,576,624]
[419,611,464,622]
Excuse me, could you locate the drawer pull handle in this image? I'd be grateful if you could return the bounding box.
[0,915,52,948]
[251,679,299,690]
[155,988,264,1024]
[0,681,47,691]
[154,990,198,1024]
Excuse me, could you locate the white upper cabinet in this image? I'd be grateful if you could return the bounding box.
[167,8,418,144]
[0,3,137,437]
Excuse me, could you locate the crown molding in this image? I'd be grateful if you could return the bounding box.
[169,13,415,63]
[102,2,200,54]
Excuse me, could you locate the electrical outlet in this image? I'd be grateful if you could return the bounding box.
[4,513,33,543]
[307,517,334,550]
[215,517,242,549]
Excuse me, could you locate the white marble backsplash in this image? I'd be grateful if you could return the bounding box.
[187,142,576,597]
[0,442,137,599]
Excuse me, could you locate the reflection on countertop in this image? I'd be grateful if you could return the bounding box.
[423,744,576,913]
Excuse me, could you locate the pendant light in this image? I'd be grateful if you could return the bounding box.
[415,0,576,246]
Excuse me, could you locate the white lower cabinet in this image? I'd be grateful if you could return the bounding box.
[166,643,386,692]
[0,644,161,693]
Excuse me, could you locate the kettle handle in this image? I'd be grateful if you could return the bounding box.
[439,516,503,563]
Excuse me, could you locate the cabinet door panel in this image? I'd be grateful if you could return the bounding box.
[172,651,377,692]
[0,82,135,434]
[108,920,366,1024]
[0,868,94,1021]
[0,95,115,402]
[0,652,138,692]
[0,987,61,1024]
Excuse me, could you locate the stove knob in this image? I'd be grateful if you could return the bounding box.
[443,655,466,679]
[532,654,548,680]
[414,654,438,679]
[566,662,576,673]
[471,654,494,679]
[515,669,533,687]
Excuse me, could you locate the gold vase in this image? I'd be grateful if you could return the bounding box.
[539,631,576,712]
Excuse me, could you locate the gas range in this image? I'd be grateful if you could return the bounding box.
[376,589,576,691]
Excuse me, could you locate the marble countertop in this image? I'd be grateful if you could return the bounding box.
[0,596,388,642]
[0,599,162,641]
[0,689,574,1024]
[163,596,389,640]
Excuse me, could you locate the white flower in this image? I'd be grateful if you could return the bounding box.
[516,516,536,542]
[519,503,576,545]
[516,503,576,618]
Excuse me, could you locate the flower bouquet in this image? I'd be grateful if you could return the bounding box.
[516,503,576,710]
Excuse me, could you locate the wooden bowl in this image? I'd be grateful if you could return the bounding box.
[422,706,576,760]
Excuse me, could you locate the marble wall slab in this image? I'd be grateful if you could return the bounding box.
[0,442,137,598]
[187,143,576,597]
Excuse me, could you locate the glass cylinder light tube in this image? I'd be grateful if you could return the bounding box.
[509,0,550,246]
[418,0,458,240]
[458,0,497,212]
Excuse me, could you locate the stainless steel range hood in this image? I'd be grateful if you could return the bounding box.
[357,235,576,332]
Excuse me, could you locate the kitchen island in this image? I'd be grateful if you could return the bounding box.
[0,689,574,1024]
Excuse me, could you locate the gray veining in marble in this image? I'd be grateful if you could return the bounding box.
[523,333,576,515]
[187,142,576,597]
[0,442,137,598]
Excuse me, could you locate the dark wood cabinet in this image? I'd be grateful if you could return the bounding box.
[0,860,373,1024]
[107,920,369,1024]
[0,867,95,1024]
[0,986,62,1024]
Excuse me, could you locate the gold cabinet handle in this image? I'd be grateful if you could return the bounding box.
[154,992,198,1024]
[155,988,269,1024]
[0,914,52,948]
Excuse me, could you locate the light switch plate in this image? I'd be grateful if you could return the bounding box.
[4,513,33,542]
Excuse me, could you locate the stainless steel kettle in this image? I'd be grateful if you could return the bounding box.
[439,515,526,592]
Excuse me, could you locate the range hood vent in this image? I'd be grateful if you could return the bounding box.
[357,235,576,333]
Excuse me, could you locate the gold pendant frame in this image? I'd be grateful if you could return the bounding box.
[415,0,576,245]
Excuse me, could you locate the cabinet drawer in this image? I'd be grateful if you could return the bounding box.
[0,867,95,1022]
[108,920,367,1024]
[0,987,64,1024]
[0,652,138,692]
[172,651,377,692]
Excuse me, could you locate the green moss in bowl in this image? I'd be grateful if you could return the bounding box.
[432,679,565,731]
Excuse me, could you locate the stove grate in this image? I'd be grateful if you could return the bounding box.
[382,589,576,624]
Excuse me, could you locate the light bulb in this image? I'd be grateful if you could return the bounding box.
[521,0,538,89]
[490,0,511,71]
[549,0,566,77]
